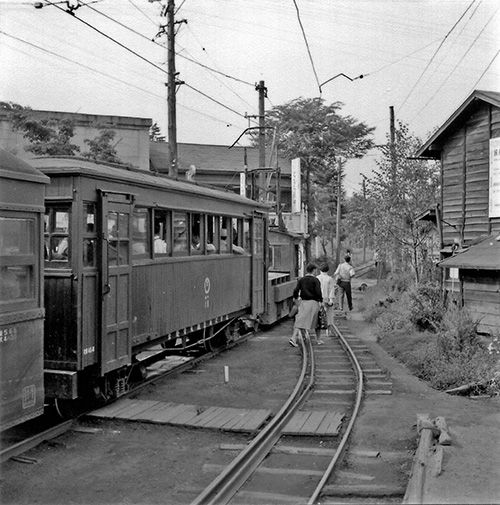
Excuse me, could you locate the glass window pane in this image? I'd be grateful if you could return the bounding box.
[83,239,96,267]
[0,217,34,255]
[243,219,251,252]
[54,211,69,233]
[190,213,202,254]
[220,217,230,254]
[83,204,96,234]
[51,237,69,261]
[0,265,33,302]
[108,213,118,240]
[206,215,218,254]
[154,210,171,256]
[132,208,150,257]
[118,212,129,239]
[118,242,129,265]
[173,212,188,254]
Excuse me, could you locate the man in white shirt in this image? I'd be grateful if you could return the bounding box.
[334,255,355,314]
[317,264,336,337]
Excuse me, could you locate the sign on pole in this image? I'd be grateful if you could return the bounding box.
[291,158,301,213]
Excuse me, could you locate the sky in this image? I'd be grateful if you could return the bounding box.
[1,0,499,195]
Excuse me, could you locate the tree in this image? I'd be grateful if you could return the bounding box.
[263,97,374,261]
[149,121,165,142]
[2,101,80,156]
[82,127,122,164]
[367,121,440,282]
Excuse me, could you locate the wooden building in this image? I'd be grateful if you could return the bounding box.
[416,90,500,335]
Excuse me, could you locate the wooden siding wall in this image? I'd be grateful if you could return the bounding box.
[131,257,252,346]
[441,102,500,245]
[461,271,500,335]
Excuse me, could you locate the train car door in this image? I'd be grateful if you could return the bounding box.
[251,213,267,316]
[98,191,133,374]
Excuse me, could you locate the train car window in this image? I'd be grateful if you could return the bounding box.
[230,217,245,254]
[153,209,171,256]
[0,217,35,304]
[220,217,231,254]
[132,208,150,258]
[44,206,71,265]
[206,215,219,254]
[190,213,203,255]
[83,203,96,267]
[243,219,251,252]
[173,211,188,255]
[107,212,129,266]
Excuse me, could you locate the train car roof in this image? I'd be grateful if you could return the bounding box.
[0,149,50,184]
[31,156,269,210]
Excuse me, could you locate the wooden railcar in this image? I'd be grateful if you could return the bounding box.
[31,157,269,401]
[260,228,303,325]
[0,150,48,430]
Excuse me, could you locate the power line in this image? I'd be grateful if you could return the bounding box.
[80,1,255,86]
[398,0,477,112]
[292,0,321,95]
[184,83,248,119]
[125,0,156,25]
[44,0,169,75]
[410,4,500,123]
[468,48,499,91]
[0,29,243,129]
[37,1,254,122]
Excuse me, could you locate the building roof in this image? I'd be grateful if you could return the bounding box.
[439,234,500,270]
[415,90,500,159]
[150,142,291,174]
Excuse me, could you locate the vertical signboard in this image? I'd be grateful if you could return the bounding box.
[489,137,500,218]
[291,158,301,213]
[240,172,246,197]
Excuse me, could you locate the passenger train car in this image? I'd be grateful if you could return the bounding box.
[1,152,301,430]
[0,149,49,430]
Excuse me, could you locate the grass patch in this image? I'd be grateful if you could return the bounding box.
[362,277,500,395]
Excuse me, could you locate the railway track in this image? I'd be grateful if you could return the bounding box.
[191,317,408,505]
[191,321,366,505]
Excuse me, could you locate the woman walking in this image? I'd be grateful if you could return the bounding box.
[289,263,323,347]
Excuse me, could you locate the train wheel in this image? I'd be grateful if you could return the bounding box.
[204,325,228,352]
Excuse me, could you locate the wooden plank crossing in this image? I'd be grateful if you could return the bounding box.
[282,410,344,436]
[87,399,271,433]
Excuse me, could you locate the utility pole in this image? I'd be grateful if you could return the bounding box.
[165,0,186,177]
[362,176,367,263]
[335,158,343,266]
[389,105,399,271]
[256,80,267,201]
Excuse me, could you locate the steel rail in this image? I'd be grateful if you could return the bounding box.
[191,336,315,505]
[307,321,365,505]
[0,419,74,463]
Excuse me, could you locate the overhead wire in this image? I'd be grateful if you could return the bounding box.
[292,0,321,94]
[80,1,254,86]
[37,1,254,122]
[0,29,243,130]
[183,23,254,109]
[468,48,499,91]
[410,4,500,122]
[125,0,156,25]
[398,0,477,112]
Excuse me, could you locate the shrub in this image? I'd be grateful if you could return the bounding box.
[407,282,445,332]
